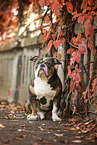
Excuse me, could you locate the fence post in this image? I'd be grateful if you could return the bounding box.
[9,52,22,103]
[57,44,65,88]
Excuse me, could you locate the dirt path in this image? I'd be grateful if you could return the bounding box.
[0,102,97,145]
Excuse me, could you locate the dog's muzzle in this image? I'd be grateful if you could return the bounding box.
[37,64,48,77]
[38,69,46,77]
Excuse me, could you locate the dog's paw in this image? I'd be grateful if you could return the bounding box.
[52,113,62,122]
[37,111,45,120]
[27,114,39,120]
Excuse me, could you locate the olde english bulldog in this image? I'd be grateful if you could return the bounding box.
[25,56,62,121]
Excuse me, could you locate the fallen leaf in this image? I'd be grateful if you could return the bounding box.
[32,143,38,145]
[54,133,64,137]
[18,134,25,138]
[0,124,5,128]
[67,127,76,131]
[1,116,15,120]
[71,140,82,143]
[38,126,44,130]
[14,137,23,141]
[76,136,82,139]
[39,139,49,143]
[17,129,22,132]
[14,134,25,141]
[2,139,12,144]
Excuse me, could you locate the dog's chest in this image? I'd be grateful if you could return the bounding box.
[34,77,56,110]
[34,77,56,99]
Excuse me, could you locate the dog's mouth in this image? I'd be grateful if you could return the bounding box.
[38,69,47,78]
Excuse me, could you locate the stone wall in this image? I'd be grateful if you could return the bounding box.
[0,36,42,104]
[0,34,65,105]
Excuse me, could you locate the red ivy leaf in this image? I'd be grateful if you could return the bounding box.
[85,26,90,38]
[78,15,85,24]
[80,38,87,45]
[76,39,81,45]
[70,79,74,92]
[74,73,81,82]
[57,27,64,39]
[93,49,96,55]
[59,0,64,5]
[41,31,50,48]
[75,56,80,63]
[66,2,73,13]
[50,0,62,17]
[79,46,86,54]
[52,34,55,40]
[59,37,65,45]
[81,0,88,10]
[75,85,82,92]
[67,48,74,54]
[77,33,81,38]
[85,24,94,38]
[38,0,44,5]
[29,0,33,2]
[53,37,65,50]
[70,57,75,65]
[89,24,94,35]
[92,78,97,92]
[88,0,93,5]
[67,65,71,77]
[72,51,77,57]
[45,40,53,53]
[53,39,60,50]
[72,13,82,20]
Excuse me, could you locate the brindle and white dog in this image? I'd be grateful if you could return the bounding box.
[25,56,62,121]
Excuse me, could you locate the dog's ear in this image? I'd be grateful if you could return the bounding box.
[52,58,61,65]
[30,56,39,62]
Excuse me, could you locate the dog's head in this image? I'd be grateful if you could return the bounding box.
[30,56,61,79]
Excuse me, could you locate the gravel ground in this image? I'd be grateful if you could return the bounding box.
[0,101,97,145]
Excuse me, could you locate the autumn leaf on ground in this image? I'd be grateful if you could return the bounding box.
[39,139,50,144]
[54,133,64,137]
[14,134,25,141]
[1,139,12,144]
[0,124,5,128]
[71,140,82,143]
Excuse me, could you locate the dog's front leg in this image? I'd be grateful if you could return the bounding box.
[37,101,45,120]
[52,99,62,121]
[27,97,39,120]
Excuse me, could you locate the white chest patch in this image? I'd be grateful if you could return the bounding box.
[34,77,56,98]
[34,77,56,110]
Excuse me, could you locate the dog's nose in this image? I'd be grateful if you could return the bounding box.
[40,64,45,68]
